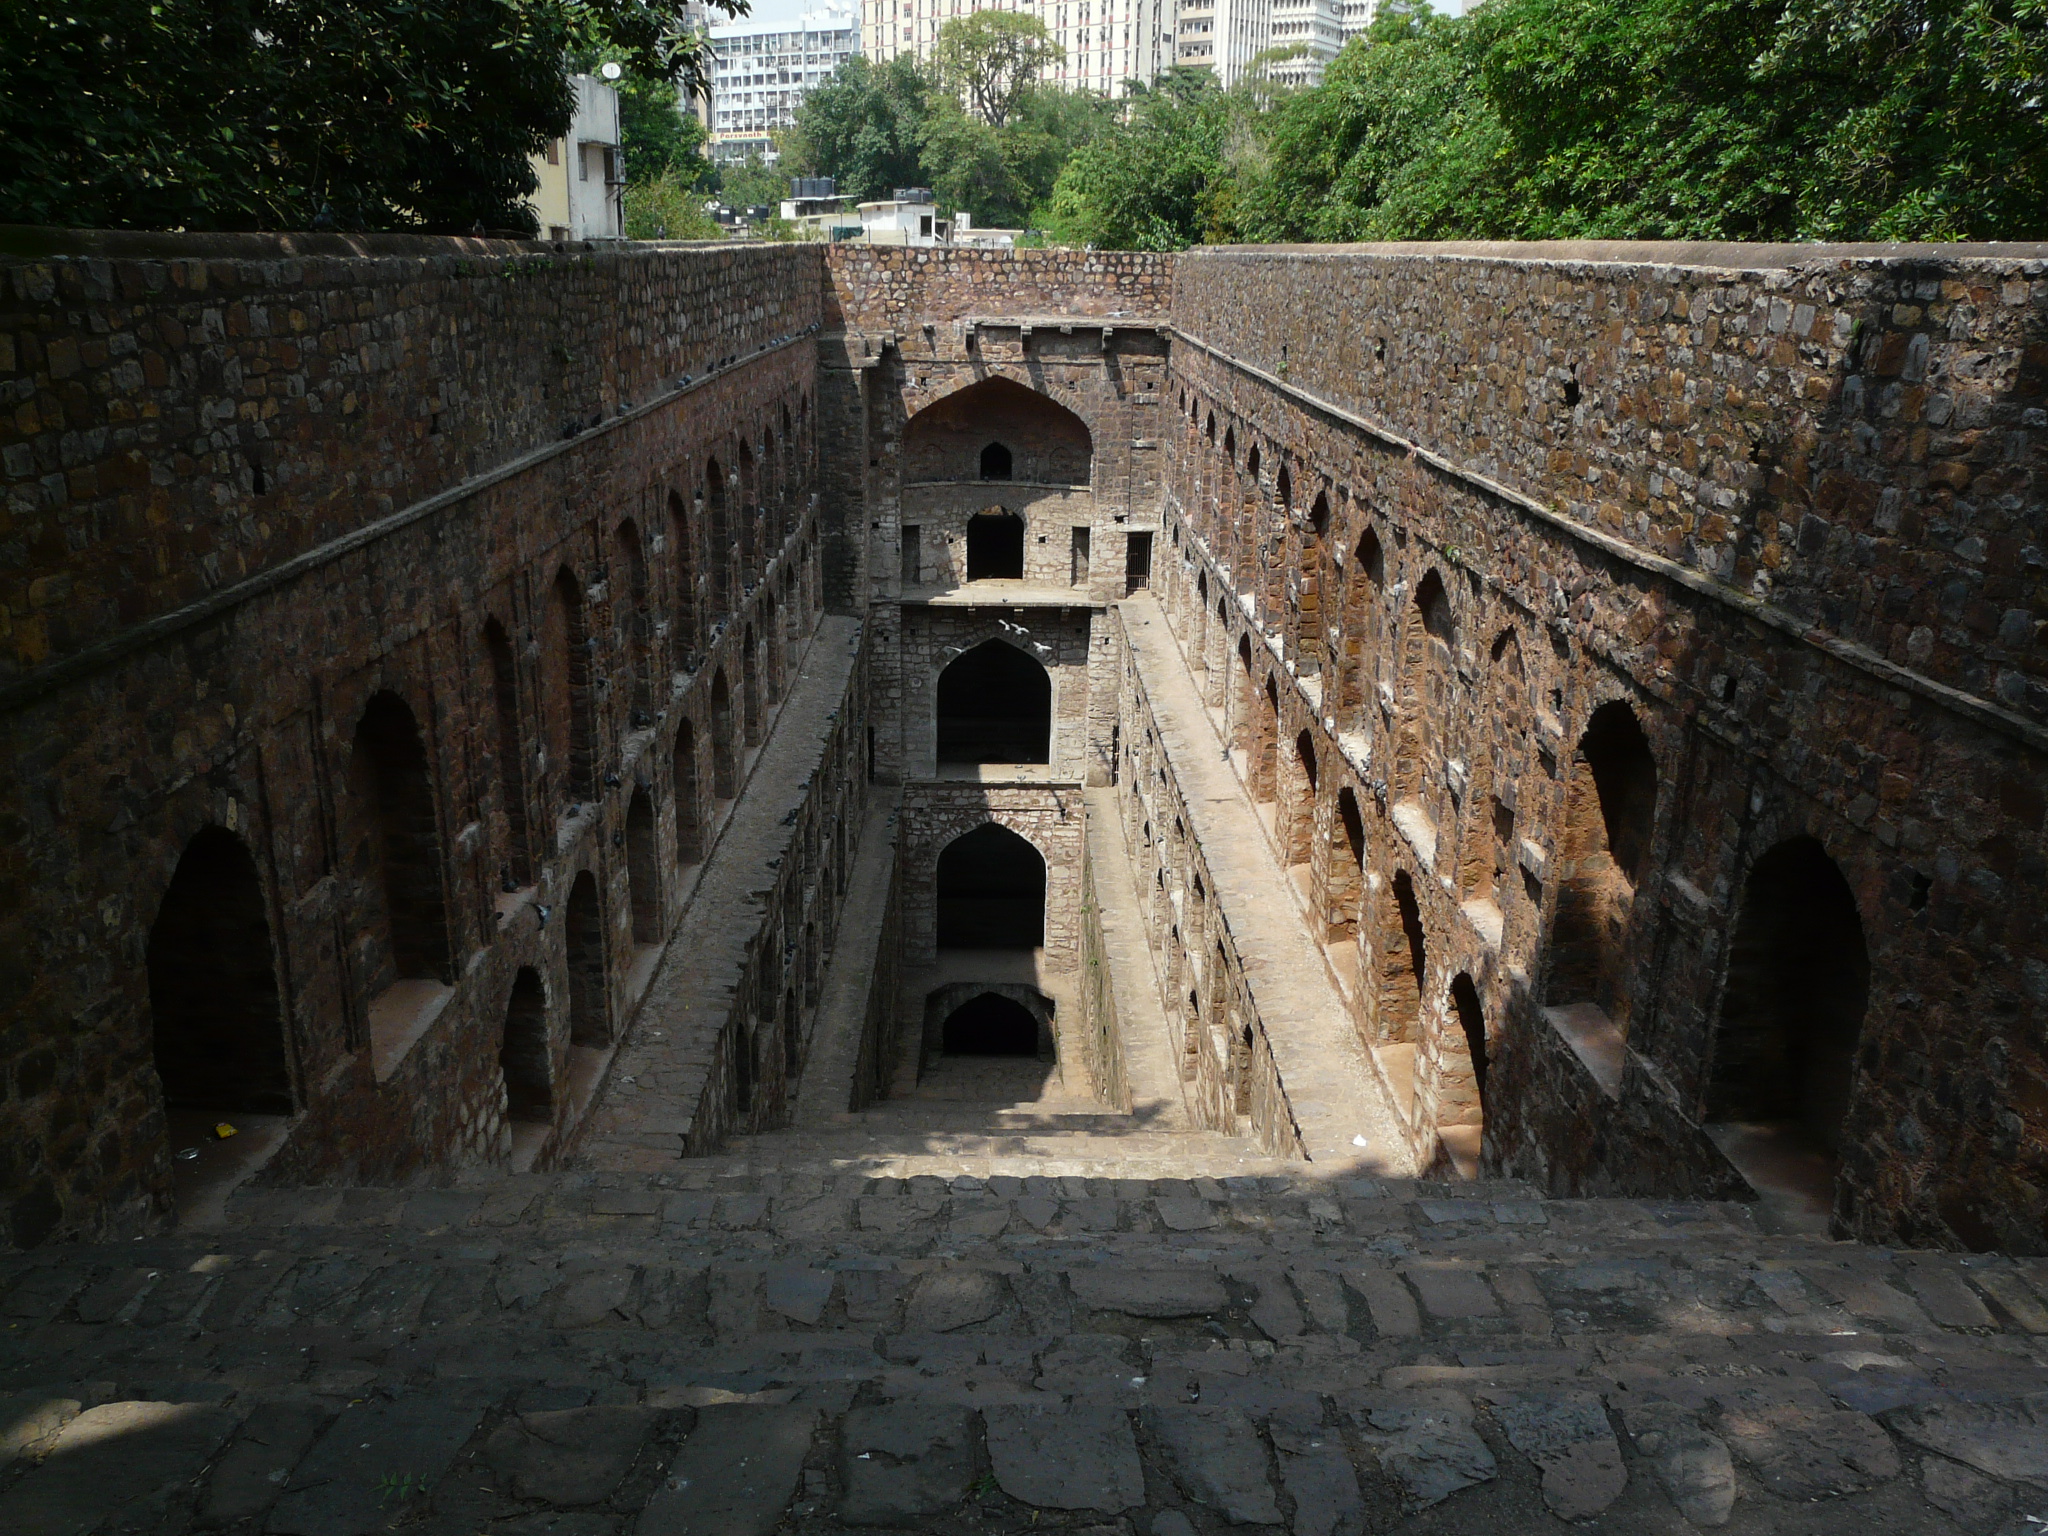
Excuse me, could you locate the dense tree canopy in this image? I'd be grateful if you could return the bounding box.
[0,0,742,235]
[1067,0,2047,245]
[5,0,2038,242]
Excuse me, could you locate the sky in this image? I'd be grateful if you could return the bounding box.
[714,0,842,29]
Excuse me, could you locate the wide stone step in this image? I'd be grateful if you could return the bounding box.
[5,1174,2048,1535]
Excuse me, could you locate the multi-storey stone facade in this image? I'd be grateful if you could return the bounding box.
[0,233,850,1247]
[4,232,2044,1264]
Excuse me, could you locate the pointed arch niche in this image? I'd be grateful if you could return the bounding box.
[936,639,1051,766]
[903,376,1093,486]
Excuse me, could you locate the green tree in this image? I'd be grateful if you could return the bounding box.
[623,167,723,237]
[612,70,713,185]
[1046,70,1235,249]
[932,12,1065,128]
[0,0,742,235]
[786,54,935,202]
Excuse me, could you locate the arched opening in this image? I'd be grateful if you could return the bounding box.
[543,568,595,802]
[705,457,731,609]
[672,719,702,865]
[1547,701,1657,1025]
[965,509,1025,581]
[1356,527,1384,585]
[730,1020,756,1115]
[709,670,736,800]
[668,489,695,655]
[1283,728,1318,866]
[615,519,651,716]
[941,993,1040,1055]
[1393,569,1454,808]
[1375,870,1426,1046]
[936,640,1051,765]
[1706,838,1868,1166]
[484,617,532,887]
[1328,785,1368,942]
[351,691,451,985]
[626,787,660,944]
[147,827,291,1116]
[565,869,608,1047]
[783,986,802,1074]
[500,967,552,1124]
[1436,973,1487,1176]
[979,442,1013,481]
[936,823,1045,949]
[902,375,1093,485]
[741,624,761,746]
[737,439,758,570]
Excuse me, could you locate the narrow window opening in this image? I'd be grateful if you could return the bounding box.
[966,509,1025,580]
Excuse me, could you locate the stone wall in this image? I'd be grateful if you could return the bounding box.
[1109,628,1307,1159]
[1156,242,2048,1250]
[0,234,836,1246]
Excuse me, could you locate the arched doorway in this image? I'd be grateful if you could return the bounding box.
[1706,838,1868,1164]
[543,568,595,802]
[1547,701,1657,1026]
[615,518,651,715]
[565,870,608,1047]
[979,442,1013,481]
[147,827,292,1116]
[941,993,1041,1055]
[673,719,702,865]
[741,624,761,746]
[935,823,1045,949]
[1435,972,1487,1176]
[901,375,1093,485]
[626,787,660,944]
[710,669,736,800]
[483,617,531,886]
[966,510,1025,580]
[500,967,552,1124]
[1375,869,1426,1046]
[704,457,732,609]
[351,691,451,986]
[936,640,1051,764]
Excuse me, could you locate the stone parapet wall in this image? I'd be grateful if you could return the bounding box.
[825,247,1171,334]
[2,234,822,689]
[1173,243,2048,733]
[0,236,831,1247]
[1157,243,2048,1249]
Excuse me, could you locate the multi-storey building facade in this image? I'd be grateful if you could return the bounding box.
[862,0,1174,98]
[526,74,624,241]
[1174,0,1271,85]
[1266,0,1343,85]
[708,9,860,161]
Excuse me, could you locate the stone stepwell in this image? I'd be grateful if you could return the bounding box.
[2,1148,2047,1536]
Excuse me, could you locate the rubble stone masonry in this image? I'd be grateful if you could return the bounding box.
[5,232,2046,1261]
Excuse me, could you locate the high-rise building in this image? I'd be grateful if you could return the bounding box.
[1265,0,1342,86]
[1335,0,1375,41]
[1174,0,1270,85]
[862,0,1175,100]
[708,9,861,162]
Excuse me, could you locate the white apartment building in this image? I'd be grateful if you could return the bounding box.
[1265,0,1342,85]
[861,0,1175,100]
[527,74,624,240]
[1174,0,1270,86]
[1335,0,1375,40]
[708,10,861,161]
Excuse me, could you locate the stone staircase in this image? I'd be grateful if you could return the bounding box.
[4,1147,2048,1536]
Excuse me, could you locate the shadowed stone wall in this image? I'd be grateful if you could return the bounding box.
[1157,241,2048,1250]
[0,234,842,1246]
